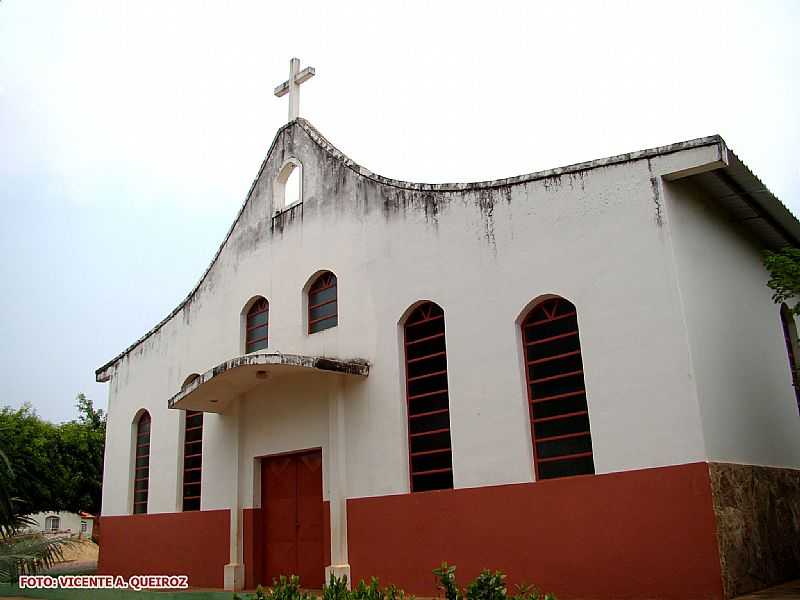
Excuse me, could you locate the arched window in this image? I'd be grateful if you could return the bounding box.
[246,298,269,352]
[133,411,151,514]
[284,164,301,208]
[780,304,800,412]
[308,272,338,334]
[521,297,595,480]
[182,410,203,511]
[275,158,302,212]
[45,516,60,532]
[403,301,453,492]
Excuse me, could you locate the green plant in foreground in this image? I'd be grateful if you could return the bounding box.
[433,562,557,600]
[234,575,314,600]
[352,576,382,600]
[433,562,463,600]
[323,573,350,600]
[385,583,414,600]
[466,570,507,600]
[510,583,542,600]
[234,565,555,600]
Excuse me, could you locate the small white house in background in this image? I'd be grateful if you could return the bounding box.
[26,511,94,538]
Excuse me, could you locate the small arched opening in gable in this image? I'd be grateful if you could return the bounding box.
[274,158,303,213]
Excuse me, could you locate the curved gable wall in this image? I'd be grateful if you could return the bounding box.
[100,121,712,516]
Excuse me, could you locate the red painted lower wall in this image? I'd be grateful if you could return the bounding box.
[347,463,723,600]
[97,509,229,589]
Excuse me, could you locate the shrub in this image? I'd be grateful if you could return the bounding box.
[510,584,543,600]
[323,573,350,600]
[234,565,555,600]
[433,562,462,600]
[433,562,557,600]
[466,570,506,600]
[352,577,382,600]
[234,575,314,600]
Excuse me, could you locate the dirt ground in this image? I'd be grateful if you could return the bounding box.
[58,538,99,563]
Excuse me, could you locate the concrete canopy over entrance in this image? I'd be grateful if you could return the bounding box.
[164,351,368,591]
[167,352,369,414]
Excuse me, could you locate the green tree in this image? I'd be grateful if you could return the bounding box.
[56,394,106,514]
[0,395,106,515]
[0,404,61,515]
[0,445,72,582]
[764,247,800,314]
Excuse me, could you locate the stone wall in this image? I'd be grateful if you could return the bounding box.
[709,462,800,598]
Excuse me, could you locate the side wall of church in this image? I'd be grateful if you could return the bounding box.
[664,178,800,596]
[664,177,800,468]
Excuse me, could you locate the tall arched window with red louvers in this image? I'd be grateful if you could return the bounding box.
[404,301,453,492]
[133,411,151,514]
[522,297,595,480]
[182,410,203,511]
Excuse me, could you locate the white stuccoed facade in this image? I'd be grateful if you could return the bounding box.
[96,120,800,592]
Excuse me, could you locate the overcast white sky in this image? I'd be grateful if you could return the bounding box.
[1,0,798,422]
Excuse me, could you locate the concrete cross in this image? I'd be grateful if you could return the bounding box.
[274,57,315,122]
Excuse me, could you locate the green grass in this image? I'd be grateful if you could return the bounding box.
[0,583,232,600]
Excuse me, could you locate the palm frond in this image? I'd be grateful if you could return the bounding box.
[0,532,75,583]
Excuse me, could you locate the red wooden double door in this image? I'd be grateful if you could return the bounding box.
[261,449,324,588]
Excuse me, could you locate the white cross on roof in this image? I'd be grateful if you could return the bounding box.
[274,57,315,122]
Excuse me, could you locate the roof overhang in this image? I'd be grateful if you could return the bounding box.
[661,139,800,249]
[168,353,370,414]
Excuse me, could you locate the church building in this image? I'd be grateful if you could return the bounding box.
[96,61,800,600]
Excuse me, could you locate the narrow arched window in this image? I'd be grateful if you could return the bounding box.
[780,304,800,412]
[404,301,453,492]
[246,297,269,352]
[182,410,203,511]
[522,297,595,480]
[308,272,338,334]
[133,411,151,514]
